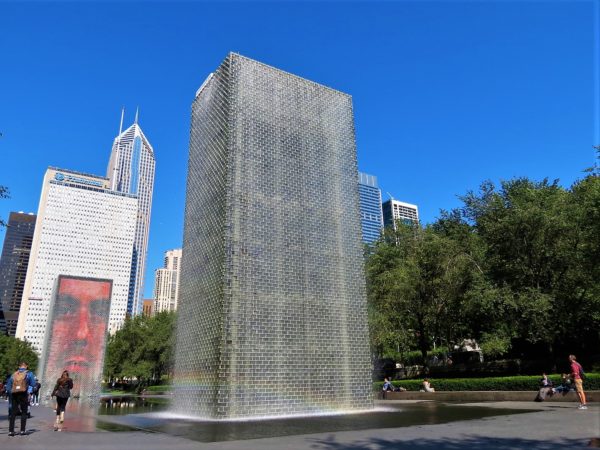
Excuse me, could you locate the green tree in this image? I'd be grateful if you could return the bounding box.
[459,172,600,356]
[104,311,176,389]
[366,160,600,363]
[0,335,38,378]
[0,185,9,227]
[367,222,484,362]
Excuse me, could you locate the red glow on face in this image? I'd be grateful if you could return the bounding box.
[46,277,111,382]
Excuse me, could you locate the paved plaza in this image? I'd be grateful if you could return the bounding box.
[0,399,598,449]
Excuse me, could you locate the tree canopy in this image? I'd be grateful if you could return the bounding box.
[0,185,9,228]
[367,165,600,363]
[0,335,38,380]
[104,311,176,387]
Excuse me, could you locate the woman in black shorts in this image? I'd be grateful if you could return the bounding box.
[52,370,73,431]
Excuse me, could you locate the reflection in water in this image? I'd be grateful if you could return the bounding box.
[92,398,537,443]
[98,396,169,416]
[61,398,103,432]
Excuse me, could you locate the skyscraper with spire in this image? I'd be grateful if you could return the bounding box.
[106,109,155,316]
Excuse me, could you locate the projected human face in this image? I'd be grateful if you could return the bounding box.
[46,277,111,380]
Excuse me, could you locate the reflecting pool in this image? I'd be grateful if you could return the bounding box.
[88,396,538,443]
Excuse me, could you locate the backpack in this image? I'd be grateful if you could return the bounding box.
[11,371,27,394]
[579,364,586,380]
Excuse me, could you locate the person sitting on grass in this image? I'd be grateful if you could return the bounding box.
[552,374,574,395]
[541,373,552,387]
[535,373,554,401]
[383,377,407,393]
[421,378,435,392]
[383,377,393,392]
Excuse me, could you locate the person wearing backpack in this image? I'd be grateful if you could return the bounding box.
[569,354,587,410]
[5,361,36,436]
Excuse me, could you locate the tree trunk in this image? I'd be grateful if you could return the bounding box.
[417,315,428,364]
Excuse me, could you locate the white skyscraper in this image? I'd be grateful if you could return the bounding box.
[16,167,137,353]
[382,198,419,228]
[106,110,155,316]
[153,248,182,313]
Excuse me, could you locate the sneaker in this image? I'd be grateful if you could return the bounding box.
[20,431,26,435]
[577,405,588,410]
[8,432,15,437]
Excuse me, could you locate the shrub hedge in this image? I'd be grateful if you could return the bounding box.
[373,373,600,392]
[145,384,173,392]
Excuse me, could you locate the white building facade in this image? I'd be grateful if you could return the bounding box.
[106,114,155,316]
[382,198,419,228]
[16,167,137,353]
[153,248,182,313]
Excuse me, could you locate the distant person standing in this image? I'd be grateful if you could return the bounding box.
[6,361,36,436]
[51,370,73,431]
[31,378,41,406]
[569,355,587,410]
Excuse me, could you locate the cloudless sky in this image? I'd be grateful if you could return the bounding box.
[1,1,598,298]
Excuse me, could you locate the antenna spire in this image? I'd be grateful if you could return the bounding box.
[119,107,125,136]
[134,106,139,125]
[112,107,125,191]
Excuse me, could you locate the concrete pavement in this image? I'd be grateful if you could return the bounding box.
[0,399,598,450]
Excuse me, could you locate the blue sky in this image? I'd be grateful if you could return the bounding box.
[0,1,598,298]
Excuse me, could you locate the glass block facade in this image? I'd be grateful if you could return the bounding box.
[174,53,373,418]
[358,172,383,244]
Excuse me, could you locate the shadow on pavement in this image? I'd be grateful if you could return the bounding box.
[309,435,592,450]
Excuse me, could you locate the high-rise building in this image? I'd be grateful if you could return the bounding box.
[106,111,155,316]
[358,172,383,244]
[0,303,4,335]
[0,212,36,336]
[0,301,4,334]
[174,53,372,418]
[153,248,182,313]
[382,198,419,228]
[16,167,137,354]
[142,299,154,317]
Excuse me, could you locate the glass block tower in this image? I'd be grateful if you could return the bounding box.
[358,172,383,244]
[174,53,373,418]
[106,113,155,316]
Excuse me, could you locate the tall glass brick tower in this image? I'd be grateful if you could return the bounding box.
[174,53,373,418]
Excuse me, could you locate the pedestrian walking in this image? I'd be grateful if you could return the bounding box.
[51,370,73,431]
[6,361,36,436]
[569,354,587,410]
